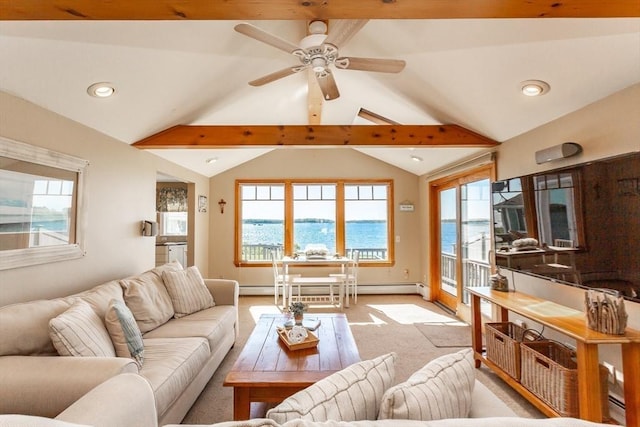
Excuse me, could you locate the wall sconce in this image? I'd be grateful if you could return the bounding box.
[141,220,158,237]
[218,199,227,214]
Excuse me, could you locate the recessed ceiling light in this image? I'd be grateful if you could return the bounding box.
[205,157,218,164]
[87,82,115,98]
[410,155,423,162]
[520,80,550,97]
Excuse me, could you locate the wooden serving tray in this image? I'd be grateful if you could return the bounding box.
[277,328,319,351]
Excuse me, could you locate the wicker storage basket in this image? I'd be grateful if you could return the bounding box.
[485,322,527,380]
[520,341,609,418]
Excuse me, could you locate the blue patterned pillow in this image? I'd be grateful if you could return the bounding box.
[105,299,144,368]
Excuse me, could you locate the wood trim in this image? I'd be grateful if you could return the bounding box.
[133,125,498,149]
[1,1,637,20]
[428,163,495,311]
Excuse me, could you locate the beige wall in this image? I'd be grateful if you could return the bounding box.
[495,84,640,388]
[208,148,422,288]
[0,92,209,306]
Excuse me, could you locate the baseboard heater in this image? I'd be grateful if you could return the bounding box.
[239,283,419,296]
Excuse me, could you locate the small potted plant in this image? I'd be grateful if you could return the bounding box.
[288,301,307,325]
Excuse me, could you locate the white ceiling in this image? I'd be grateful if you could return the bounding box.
[1,18,639,176]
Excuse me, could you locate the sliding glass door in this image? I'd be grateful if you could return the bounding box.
[430,165,494,313]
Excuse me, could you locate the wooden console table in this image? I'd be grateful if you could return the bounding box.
[468,287,640,427]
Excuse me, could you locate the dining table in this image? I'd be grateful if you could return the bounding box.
[280,255,353,308]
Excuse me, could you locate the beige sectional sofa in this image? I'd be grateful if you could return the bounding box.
[0,262,239,426]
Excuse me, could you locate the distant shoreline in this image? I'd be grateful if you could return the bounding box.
[243,219,385,224]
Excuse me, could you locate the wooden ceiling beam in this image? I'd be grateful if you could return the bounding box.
[132,125,499,149]
[0,0,638,20]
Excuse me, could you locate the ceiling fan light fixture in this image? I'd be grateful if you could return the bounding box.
[311,57,327,73]
[87,82,115,98]
[520,80,550,97]
[308,20,327,35]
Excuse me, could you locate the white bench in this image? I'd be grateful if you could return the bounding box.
[287,276,345,310]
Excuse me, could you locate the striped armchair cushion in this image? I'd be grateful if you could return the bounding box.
[49,300,116,357]
[267,352,396,424]
[377,348,475,420]
[162,266,215,318]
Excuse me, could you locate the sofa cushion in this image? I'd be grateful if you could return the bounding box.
[49,300,116,357]
[162,266,215,318]
[142,305,236,350]
[140,337,210,416]
[73,280,124,319]
[173,418,629,427]
[104,298,144,367]
[0,298,72,356]
[0,414,90,427]
[377,348,475,421]
[267,353,396,424]
[120,262,182,333]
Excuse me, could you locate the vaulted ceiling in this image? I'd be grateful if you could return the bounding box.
[1,1,639,176]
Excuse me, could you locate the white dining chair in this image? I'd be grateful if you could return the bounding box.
[271,250,299,306]
[330,250,360,304]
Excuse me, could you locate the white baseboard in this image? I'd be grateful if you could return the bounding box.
[239,283,423,296]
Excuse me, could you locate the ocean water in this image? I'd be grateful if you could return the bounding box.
[243,221,387,252]
[441,221,491,258]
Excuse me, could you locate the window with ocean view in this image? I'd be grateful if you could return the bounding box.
[236,179,393,265]
[239,184,285,262]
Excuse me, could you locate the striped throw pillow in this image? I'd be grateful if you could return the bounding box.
[162,266,215,318]
[104,298,144,367]
[267,352,396,423]
[49,300,116,357]
[377,348,475,420]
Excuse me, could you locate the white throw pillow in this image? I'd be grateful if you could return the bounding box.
[119,266,178,333]
[377,348,475,420]
[49,300,116,357]
[162,266,215,318]
[267,352,396,424]
[104,298,144,367]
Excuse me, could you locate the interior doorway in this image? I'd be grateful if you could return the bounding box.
[156,172,194,267]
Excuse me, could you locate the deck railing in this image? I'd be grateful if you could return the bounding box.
[241,245,387,261]
[440,251,491,304]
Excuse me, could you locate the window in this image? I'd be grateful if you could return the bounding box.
[0,137,88,270]
[236,180,393,266]
[159,212,188,236]
[239,184,285,261]
[293,184,336,254]
[344,184,389,261]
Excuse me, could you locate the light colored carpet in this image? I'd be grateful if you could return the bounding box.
[182,295,544,424]
[415,323,472,347]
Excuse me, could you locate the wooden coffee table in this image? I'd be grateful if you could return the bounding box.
[223,313,360,420]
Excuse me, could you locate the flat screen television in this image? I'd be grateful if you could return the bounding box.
[492,151,639,302]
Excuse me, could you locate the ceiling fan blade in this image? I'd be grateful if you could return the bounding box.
[248,66,306,86]
[316,70,340,101]
[234,23,300,54]
[324,20,368,47]
[335,57,406,73]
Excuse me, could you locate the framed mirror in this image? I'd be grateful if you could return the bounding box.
[0,137,88,270]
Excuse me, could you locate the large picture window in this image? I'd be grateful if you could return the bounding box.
[236,179,393,266]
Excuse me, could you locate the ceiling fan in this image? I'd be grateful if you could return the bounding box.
[234,20,406,102]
